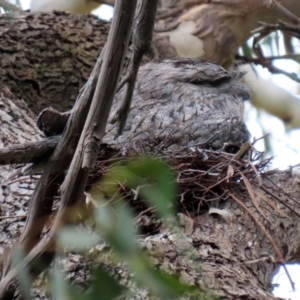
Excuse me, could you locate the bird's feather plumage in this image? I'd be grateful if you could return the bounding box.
[105,59,250,151]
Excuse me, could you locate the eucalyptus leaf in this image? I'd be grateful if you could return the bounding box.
[95,202,139,257]
[50,271,89,300]
[88,267,125,300]
[100,158,177,219]
[57,227,101,251]
[12,248,31,300]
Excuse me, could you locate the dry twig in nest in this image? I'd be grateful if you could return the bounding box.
[90,142,270,215]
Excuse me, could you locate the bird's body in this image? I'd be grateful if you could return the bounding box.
[30,0,101,14]
[105,59,250,151]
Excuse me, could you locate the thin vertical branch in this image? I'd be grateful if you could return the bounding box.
[112,0,160,135]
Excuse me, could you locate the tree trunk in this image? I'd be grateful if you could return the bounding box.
[0,10,300,300]
[0,12,109,114]
[0,86,42,262]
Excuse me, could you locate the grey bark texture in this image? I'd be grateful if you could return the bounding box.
[0,12,109,113]
[0,9,299,300]
[0,86,42,262]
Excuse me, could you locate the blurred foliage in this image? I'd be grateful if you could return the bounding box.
[46,158,217,299]
[12,249,31,300]
[50,268,125,300]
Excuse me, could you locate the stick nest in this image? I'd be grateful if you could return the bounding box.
[88,143,271,218]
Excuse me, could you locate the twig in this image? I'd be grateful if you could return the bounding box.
[271,0,300,25]
[229,193,284,263]
[261,179,300,216]
[240,173,270,223]
[16,53,105,256]
[251,133,270,145]
[236,54,300,84]
[81,0,137,170]
[95,0,115,6]
[280,263,296,292]
[0,136,60,166]
[244,255,276,264]
[248,160,262,187]
[133,207,156,222]
[111,0,159,136]
[238,3,300,84]
[0,214,26,220]
[238,53,300,62]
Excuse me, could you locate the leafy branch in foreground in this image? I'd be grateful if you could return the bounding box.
[51,157,216,300]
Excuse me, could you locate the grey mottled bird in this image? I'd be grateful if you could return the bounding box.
[105,59,250,152]
[37,59,250,151]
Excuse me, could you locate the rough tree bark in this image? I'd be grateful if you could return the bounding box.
[0,12,109,113]
[0,86,43,269]
[0,8,300,300]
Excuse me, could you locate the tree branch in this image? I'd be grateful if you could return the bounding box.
[0,136,59,166]
[110,0,160,136]
[0,0,137,297]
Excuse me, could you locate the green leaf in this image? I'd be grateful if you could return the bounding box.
[99,157,177,219]
[50,271,89,300]
[50,266,124,300]
[88,267,124,300]
[90,157,204,299]
[241,41,253,57]
[95,201,139,257]
[12,248,31,300]
[57,227,101,251]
